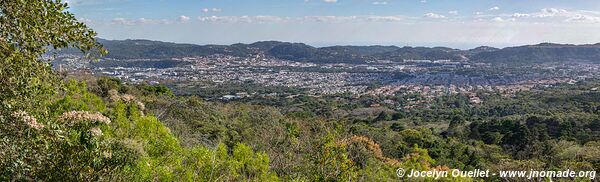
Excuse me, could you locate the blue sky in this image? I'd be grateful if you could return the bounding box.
[67,0,600,48]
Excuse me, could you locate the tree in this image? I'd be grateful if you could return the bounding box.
[310,133,358,181]
[0,0,105,115]
[373,111,392,122]
[1,0,109,180]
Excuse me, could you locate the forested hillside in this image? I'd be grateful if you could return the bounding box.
[62,38,600,65]
[1,1,598,181]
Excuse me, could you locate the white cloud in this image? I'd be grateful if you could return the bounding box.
[110,16,188,25]
[424,13,445,19]
[65,0,101,6]
[491,17,515,22]
[136,18,151,24]
[159,19,173,25]
[304,16,358,23]
[197,16,290,23]
[100,8,600,28]
[489,6,500,11]
[512,13,530,18]
[542,8,563,14]
[365,16,403,22]
[202,8,222,13]
[178,16,190,23]
[102,15,406,25]
[372,1,387,5]
[474,8,600,24]
[535,8,568,17]
[92,12,600,47]
[111,18,130,25]
[523,8,600,23]
[198,16,238,23]
[565,14,600,23]
[78,18,93,24]
[323,0,337,3]
[193,15,407,23]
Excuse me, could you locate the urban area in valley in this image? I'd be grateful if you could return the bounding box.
[52,40,600,110]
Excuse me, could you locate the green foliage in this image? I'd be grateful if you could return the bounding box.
[1,77,281,181]
[2,1,599,180]
[51,80,107,113]
[175,143,278,181]
[401,145,434,171]
[1,0,113,180]
[95,76,123,97]
[1,1,278,180]
[0,0,104,56]
[0,106,134,181]
[373,111,392,122]
[143,85,174,97]
[310,133,358,181]
[0,0,106,115]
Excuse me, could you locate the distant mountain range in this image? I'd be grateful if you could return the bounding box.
[62,39,600,64]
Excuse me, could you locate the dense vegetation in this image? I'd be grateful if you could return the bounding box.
[472,43,600,64]
[1,0,598,181]
[0,1,449,181]
[83,76,599,181]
